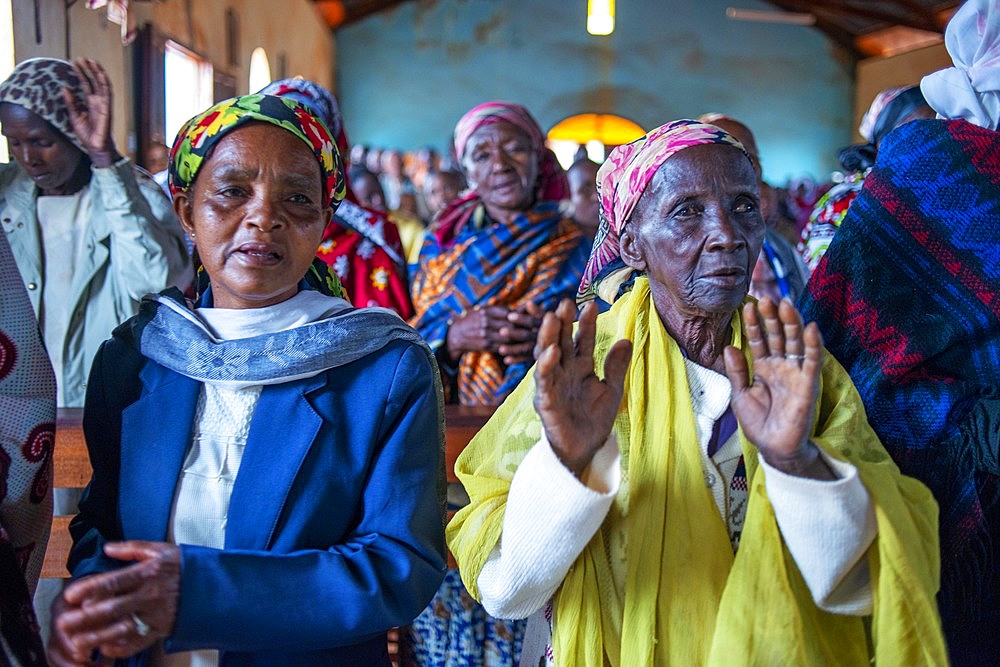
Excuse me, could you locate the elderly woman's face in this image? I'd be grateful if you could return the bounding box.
[174,123,331,309]
[621,144,764,316]
[0,103,85,196]
[463,120,538,218]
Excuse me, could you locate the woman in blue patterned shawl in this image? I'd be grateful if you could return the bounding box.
[800,2,1000,662]
[409,101,591,407]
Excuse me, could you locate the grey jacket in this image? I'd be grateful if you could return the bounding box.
[0,158,191,406]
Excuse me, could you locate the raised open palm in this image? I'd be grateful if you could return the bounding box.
[533,299,632,477]
[61,58,118,167]
[723,297,830,477]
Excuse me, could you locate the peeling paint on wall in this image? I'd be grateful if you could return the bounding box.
[337,0,854,182]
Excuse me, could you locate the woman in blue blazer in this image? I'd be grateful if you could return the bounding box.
[48,94,446,666]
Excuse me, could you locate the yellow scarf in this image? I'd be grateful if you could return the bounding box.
[448,277,946,665]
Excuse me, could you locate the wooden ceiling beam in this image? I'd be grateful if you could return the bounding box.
[890,0,954,31]
[764,0,863,55]
[811,15,863,54]
[816,1,942,33]
[769,0,940,33]
[318,0,413,27]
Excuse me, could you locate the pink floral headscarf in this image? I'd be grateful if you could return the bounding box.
[577,119,747,304]
[432,101,569,247]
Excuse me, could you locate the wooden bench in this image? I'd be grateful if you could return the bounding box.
[444,405,495,485]
[42,404,493,577]
[42,408,89,579]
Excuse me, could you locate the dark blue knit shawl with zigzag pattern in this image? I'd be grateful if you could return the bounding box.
[800,118,1000,666]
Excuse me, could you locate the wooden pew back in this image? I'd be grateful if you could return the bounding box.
[42,408,88,579]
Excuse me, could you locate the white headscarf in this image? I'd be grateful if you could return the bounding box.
[921,0,1000,129]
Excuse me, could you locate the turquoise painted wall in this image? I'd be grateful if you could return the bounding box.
[336,0,854,183]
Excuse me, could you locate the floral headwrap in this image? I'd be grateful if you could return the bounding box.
[0,57,87,152]
[453,100,568,202]
[167,94,346,209]
[578,119,748,305]
[921,0,1000,130]
[257,78,347,154]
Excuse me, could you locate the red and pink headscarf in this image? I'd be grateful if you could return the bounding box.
[453,100,568,201]
[577,119,748,304]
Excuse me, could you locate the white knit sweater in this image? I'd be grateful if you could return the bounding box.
[478,357,877,658]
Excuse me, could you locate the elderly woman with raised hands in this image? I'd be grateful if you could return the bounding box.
[410,101,591,407]
[47,94,446,666]
[448,120,946,665]
[0,57,191,409]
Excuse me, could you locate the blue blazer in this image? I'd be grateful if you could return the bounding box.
[69,335,446,666]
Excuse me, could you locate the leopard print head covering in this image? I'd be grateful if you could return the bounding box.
[0,58,87,153]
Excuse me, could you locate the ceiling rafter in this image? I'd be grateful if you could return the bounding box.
[769,0,941,33]
[891,0,950,30]
[312,0,960,59]
[313,0,412,29]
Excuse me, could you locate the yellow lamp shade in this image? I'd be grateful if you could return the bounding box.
[587,0,615,35]
[548,113,645,147]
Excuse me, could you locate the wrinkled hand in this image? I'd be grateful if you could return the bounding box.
[49,541,180,664]
[61,58,119,168]
[723,297,833,479]
[446,303,543,365]
[446,306,513,359]
[533,300,632,477]
[497,301,544,365]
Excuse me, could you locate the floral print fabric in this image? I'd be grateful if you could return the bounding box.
[167,94,346,210]
[400,570,525,666]
[0,230,55,667]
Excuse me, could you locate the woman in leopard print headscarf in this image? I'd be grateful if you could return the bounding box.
[0,57,191,409]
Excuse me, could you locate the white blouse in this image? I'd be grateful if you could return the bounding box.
[36,189,88,407]
[157,290,349,667]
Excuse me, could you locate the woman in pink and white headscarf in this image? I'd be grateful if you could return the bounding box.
[404,100,591,667]
[449,119,944,665]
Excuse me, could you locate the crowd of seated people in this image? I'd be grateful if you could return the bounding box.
[1,1,998,663]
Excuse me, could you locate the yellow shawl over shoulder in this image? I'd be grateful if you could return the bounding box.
[447,277,946,665]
